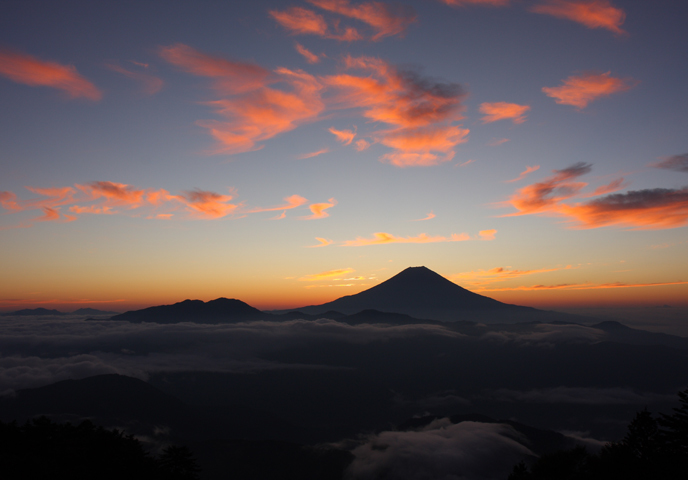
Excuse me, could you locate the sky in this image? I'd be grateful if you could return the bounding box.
[1,0,687,313]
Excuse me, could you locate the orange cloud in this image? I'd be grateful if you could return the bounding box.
[295,43,320,64]
[0,191,20,211]
[542,71,635,109]
[308,237,335,247]
[324,57,468,166]
[0,48,102,100]
[105,62,163,95]
[560,188,688,230]
[307,0,417,40]
[477,280,688,292]
[504,163,688,230]
[171,190,237,219]
[531,0,626,35]
[159,43,271,94]
[329,127,356,145]
[439,0,510,6]
[36,207,60,222]
[478,229,497,240]
[198,66,325,154]
[270,6,362,41]
[355,139,371,151]
[413,212,436,221]
[488,138,509,147]
[76,181,145,208]
[504,162,592,215]
[449,266,571,286]
[303,198,337,219]
[68,205,113,215]
[249,194,308,213]
[342,231,471,246]
[480,102,530,124]
[297,148,330,159]
[299,267,355,281]
[505,165,540,183]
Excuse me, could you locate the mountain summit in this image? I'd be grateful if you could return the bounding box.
[288,266,564,323]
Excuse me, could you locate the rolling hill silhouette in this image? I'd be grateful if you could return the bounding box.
[284,266,574,323]
[109,297,271,324]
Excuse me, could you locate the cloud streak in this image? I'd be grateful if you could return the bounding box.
[0,48,102,100]
[531,0,627,35]
[341,231,472,246]
[104,62,164,95]
[439,0,511,6]
[302,198,337,219]
[503,163,688,229]
[505,165,540,183]
[479,102,530,124]
[542,71,635,109]
[299,268,355,281]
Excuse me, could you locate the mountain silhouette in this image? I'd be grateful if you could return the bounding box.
[284,266,577,323]
[4,307,66,316]
[109,297,271,324]
[72,308,119,315]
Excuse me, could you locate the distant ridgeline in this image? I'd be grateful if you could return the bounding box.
[106,266,588,325]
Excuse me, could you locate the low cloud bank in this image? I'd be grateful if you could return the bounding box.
[346,419,534,480]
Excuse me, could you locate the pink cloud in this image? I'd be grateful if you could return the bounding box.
[531,0,626,35]
[324,56,468,167]
[413,211,436,221]
[505,165,540,183]
[270,6,362,41]
[295,43,321,64]
[542,71,636,109]
[503,163,688,230]
[307,0,417,40]
[329,127,356,145]
[297,148,330,159]
[249,194,308,213]
[479,102,530,124]
[0,48,102,100]
[170,190,238,219]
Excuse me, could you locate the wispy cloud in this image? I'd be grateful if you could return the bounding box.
[413,212,436,221]
[306,0,417,40]
[505,165,540,183]
[0,48,101,100]
[479,102,530,124]
[248,194,308,213]
[295,43,320,64]
[488,138,509,147]
[478,229,497,240]
[542,71,635,109]
[341,231,471,246]
[477,280,688,292]
[160,44,324,154]
[531,0,626,35]
[297,148,330,159]
[308,237,334,247]
[503,163,688,229]
[0,182,314,224]
[302,198,337,219]
[104,62,163,95]
[329,127,356,145]
[270,6,362,41]
[169,190,238,219]
[449,265,572,286]
[299,267,355,281]
[324,56,468,167]
[651,154,688,173]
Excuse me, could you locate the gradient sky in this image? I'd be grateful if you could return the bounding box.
[1,0,687,312]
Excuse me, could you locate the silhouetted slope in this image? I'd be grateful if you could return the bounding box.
[289,266,565,323]
[72,307,119,315]
[110,297,271,324]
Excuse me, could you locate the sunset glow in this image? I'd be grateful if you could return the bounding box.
[1,0,687,312]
